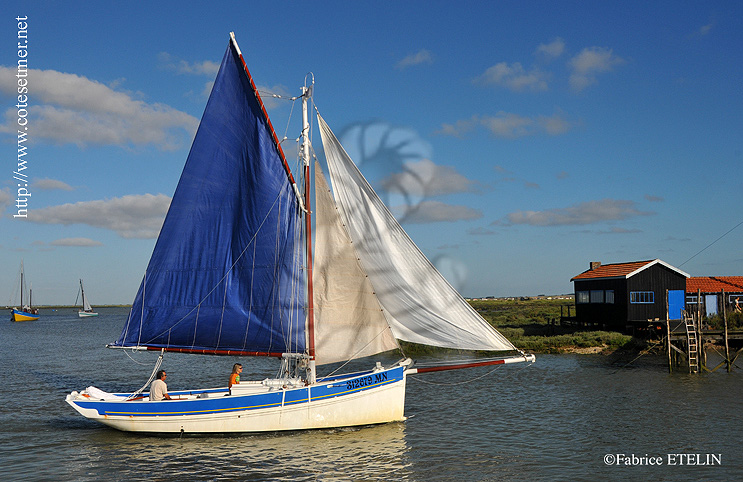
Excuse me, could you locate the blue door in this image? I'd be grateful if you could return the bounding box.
[667,290,685,320]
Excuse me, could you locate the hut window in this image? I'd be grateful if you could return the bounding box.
[576,291,589,304]
[606,290,614,304]
[630,291,654,304]
[590,290,604,303]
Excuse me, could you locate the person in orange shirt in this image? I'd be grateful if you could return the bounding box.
[229,363,242,389]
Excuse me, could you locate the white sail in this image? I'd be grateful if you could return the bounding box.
[313,161,399,365]
[81,282,92,312]
[318,114,516,352]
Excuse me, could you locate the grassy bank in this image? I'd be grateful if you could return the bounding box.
[469,298,636,354]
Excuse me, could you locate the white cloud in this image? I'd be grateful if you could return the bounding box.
[396,200,482,224]
[475,62,549,92]
[28,193,171,238]
[439,112,572,139]
[536,38,566,59]
[501,199,653,226]
[596,227,642,235]
[158,52,220,76]
[538,113,572,135]
[0,187,10,212]
[481,112,534,138]
[436,117,479,138]
[468,226,496,235]
[699,21,714,36]
[381,159,480,197]
[51,237,104,247]
[397,50,433,69]
[34,178,74,191]
[0,67,198,150]
[568,47,625,91]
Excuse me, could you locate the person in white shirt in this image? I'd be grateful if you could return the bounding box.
[150,370,173,401]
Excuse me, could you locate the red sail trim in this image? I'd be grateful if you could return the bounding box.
[229,37,296,186]
[413,359,507,374]
[144,346,285,358]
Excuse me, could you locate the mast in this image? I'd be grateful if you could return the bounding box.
[302,79,316,384]
[20,260,24,307]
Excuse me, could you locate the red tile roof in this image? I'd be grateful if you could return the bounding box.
[571,260,655,280]
[571,259,689,281]
[686,276,743,294]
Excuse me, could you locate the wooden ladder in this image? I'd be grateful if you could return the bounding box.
[684,315,699,373]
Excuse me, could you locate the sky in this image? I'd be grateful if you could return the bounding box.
[1,1,742,305]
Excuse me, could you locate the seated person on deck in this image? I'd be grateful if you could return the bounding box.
[150,370,173,401]
[229,363,242,390]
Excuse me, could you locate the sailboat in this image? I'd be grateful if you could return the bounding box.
[10,261,39,322]
[65,33,533,434]
[76,279,98,317]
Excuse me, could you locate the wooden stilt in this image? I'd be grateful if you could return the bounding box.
[723,290,731,372]
[666,318,672,373]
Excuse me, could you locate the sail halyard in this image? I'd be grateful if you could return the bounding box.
[110,34,306,357]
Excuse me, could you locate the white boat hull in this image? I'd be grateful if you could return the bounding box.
[78,311,98,317]
[66,365,406,434]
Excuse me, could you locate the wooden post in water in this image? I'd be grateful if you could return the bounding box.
[699,298,706,370]
[697,288,702,371]
[723,289,731,372]
[666,317,672,373]
[697,289,702,327]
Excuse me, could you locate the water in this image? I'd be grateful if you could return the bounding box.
[2,308,741,481]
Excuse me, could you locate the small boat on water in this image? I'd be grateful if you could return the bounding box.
[65,32,533,434]
[10,261,39,322]
[76,279,98,317]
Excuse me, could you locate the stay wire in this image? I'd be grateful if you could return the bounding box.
[679,219,743,268]
[408,357,534,387]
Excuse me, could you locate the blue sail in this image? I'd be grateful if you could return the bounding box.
[112,38,305,356]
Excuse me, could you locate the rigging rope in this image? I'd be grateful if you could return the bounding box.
[124,350,165,400]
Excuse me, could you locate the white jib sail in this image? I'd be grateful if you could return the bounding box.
[317,114,516,352]
[313,161,399,365]
[82,286,92,312]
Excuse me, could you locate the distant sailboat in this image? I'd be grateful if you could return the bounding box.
[76,279,98,317]
[10,260,39,322]
[65,32,534,434]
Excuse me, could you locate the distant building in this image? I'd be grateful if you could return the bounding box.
[570,259,689,332]
[686,276,743,317]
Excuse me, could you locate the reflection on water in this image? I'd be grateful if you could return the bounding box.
[67,423,410,481]
[2,307,743,481]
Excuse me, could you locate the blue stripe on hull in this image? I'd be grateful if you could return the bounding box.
[71,366,403,418]
[11,309,39,321]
